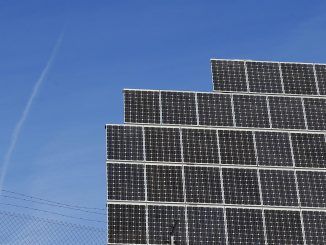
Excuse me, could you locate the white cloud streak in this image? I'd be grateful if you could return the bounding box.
[0,31,65,192]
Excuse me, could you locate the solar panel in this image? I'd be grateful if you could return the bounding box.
[187,207,225,244]
[144,127,182,162]
[303,211,326,244]
[297,171,326,208]
[197,93,234,126]
[218,130,256,165]
[107,163,145,201]
[124,89,326,130]
[161,91,197,125]
[185,166,222,203]
[303,98,326,130]
[260,169,298,206]
[107,58,326,244]
[107,125,144,161]
[211,60,247,92]
[146,164,184,202]
[264,209,304,245]
[148,205,186,244]
[315,64,326,95]
[268,96,306,129]
[226,208,265,244]
[291,133,326,168]
[124,90,160,124]
[108,204,146,244]
[233,94,270,128]
[281,63,317,95]
[246,61,283,93]
[255,131,293,167]
[182,128,219,164]
[222,168,261,205]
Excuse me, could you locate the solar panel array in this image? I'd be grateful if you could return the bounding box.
[123,90,326,131]
[107,59,326,244]
[212,59,326,96]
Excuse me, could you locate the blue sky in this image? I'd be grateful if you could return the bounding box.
[1,0,326,237]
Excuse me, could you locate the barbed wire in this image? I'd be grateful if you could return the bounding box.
[0,209,106,245]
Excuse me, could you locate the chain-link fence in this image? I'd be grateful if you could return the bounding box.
[0,210,106,245]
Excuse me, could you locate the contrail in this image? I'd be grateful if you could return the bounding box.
[0,31,64,192]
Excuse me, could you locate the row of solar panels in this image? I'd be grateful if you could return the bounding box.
[108,203,323,244]
[108,162,326,208]
[211,59,326,95]
[124,90,326,130]
[107,125,326,169]
[108,59,326,245]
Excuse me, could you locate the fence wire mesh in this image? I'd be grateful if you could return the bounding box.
[0,210,106,245]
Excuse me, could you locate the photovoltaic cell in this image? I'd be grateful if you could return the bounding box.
[260,169,298,207]
[233,95,270,128]
[211,60,247,92]
[246,61,283,93]
[303,211,326,245]
[182,128,219,164]
[297,171,326,208]
[161,91,197,125]
[304,98,326,130]
[124,90,160,124]
[197,93,234,127]
[107,125,143,161]
[226,208,265,244]
[268,96,306,129]
[281,63,317,95]
[108,204,146,244]
[222,168,260,205]
[264,209,304,245]
[144,127,182,162]
[107,163,145,201]
[187,207,225,244]
[185,166,222,203]
[255,131,293,167]
[291,133,326,168]
[219,130,256,166]
[264,210,304,245]
[148,205,186,245]
[146,165,183,202]
[315,64,326,95]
